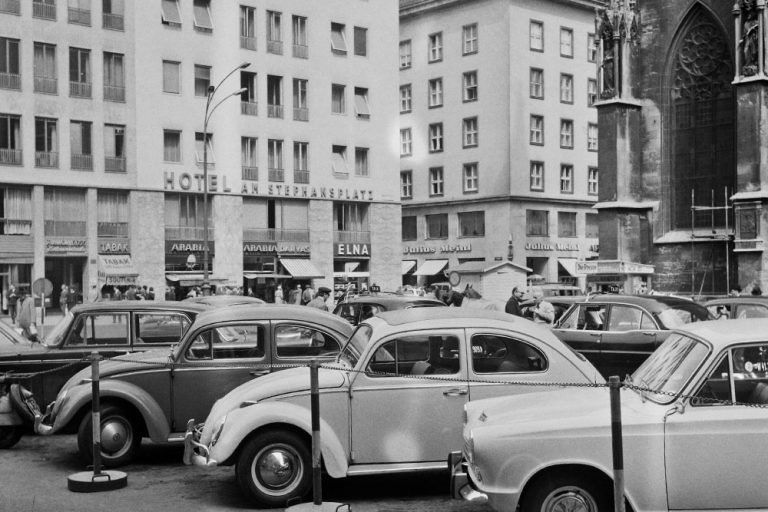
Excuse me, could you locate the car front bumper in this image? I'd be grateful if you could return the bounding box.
[33,402,55,435]
[448,451,487,503]
[182,419,219,467]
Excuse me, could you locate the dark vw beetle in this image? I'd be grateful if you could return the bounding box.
[333,294,445,325]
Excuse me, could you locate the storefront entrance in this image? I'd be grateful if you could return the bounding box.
[45,257,85,309]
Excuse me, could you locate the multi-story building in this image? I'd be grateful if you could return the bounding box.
[0,0,399,307]
[399,0,601,293]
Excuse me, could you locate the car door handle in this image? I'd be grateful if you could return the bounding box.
[443,388,468,397]
[249,370,269,377]
[590,333,602,337]
[641,331,655,336]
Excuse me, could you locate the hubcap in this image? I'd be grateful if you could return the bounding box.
[100,417,131,455]
[542,486,598,512]
[252,443,303,495]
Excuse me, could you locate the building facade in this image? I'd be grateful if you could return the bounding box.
[399,0,601,294]
[0,0,400,307]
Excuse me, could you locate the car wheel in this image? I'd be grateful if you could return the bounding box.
[77,404,141,468]
[0,426,23,449]
[522,473,611,512]
[236,430,311,508]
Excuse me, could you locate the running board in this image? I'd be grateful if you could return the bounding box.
[346,461,446,476]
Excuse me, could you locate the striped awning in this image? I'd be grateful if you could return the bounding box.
[413,259,449,276]
[279,258,324,279]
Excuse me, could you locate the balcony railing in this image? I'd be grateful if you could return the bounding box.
[240,35,256,50]
[292,44,308,59]
[97,221,128,237]
[45,220,86,237]
[241,100,257,116]
[293,107,309,122]
[71,153,92,170]
[105,156,126,172]
[268,167,284,182]
[243,228,309,243]
[68,6,90,25]
[34,76,57,94]
[0,219,31,235]
[32,1,55,20]
[294,170,309,184]
[35,151,58,168]
[0,148,22,165]
[0,0,20,14]
[102,12,123,30]
[0,72,20,90]
[267,39,283,55]
[267,104,283,118]
[242,166,258,181]
[70,81,91,98]
[333,230,371,244]
[104,84,125,102]
[165,226,213,240]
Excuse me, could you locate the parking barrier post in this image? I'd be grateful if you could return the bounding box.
[609,375,626,512]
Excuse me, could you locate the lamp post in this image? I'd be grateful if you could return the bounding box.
[201,62,250,296]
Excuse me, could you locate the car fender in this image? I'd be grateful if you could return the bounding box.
[52,381,170,441]
[210,401,348,478]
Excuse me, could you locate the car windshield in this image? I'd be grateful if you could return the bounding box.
[337,324,372,369]
[655,303,710,329]
[630,332,710,404]
[42,311,74,347]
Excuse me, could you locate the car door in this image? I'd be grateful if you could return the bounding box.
[664,346,768,510]
[552,303,606,372]
[599,305,657,378]
[349,329,467,464]
[171,321,270,431]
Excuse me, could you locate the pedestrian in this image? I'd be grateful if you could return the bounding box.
[528,287,555,324]
[302,284,314,305]
[126,285,137,300]
[7,284,18,324]
[88,284,100,303]
[147,287,155,300]
[275,285,284,304]
[307,287,331,311]
[752,285,763,296]
[17,288,38,343]
[59,284,69,315]
[729,285,742,297]
[67,285,79,312]
[505,286,524,317]
[288,284,302,305]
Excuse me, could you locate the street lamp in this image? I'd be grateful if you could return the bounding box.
[201,61,251,296]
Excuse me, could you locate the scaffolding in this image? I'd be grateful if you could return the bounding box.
[690,188,733,298]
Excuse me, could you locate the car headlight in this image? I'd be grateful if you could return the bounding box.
[462,406,467,425]
[465,433,474,465]
[210,414,227,447]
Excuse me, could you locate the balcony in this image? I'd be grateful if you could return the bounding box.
[333,230,371,244]
[97,221,128,237]
[0,72,20,90]
[68,6,90,25]
[242,166,258,181]
[240,35,256,50]
[34,76,57,94]
[105,156,126,172]
[0,218,31,235]
[0,148,22,165]
[102,12,123,30]
[104,84,125,102]
[268,167,284,182]
[241,100,257,116]
[267,39,283,55]
[293,107,308,122]
[71,153,92,170]
[0,0,20,14]
[267,104,283,119]
[32,1,55,20]
[45,220,86,237]
[165,226,213,240]
[292,44,308,59]
[243,228,309,243]
[69,81,91,98]
[294,170,309,184]
[35,151,58,168]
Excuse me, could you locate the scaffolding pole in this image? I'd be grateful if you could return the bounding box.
[690,187,732,298]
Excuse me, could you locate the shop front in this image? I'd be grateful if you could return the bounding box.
[242,241,316,302]
[576,260,655,294]
[97,236,135,298]
[45,237,87,310]
[0,237,33,314]
[165,240,222,299]
[522,239,599,290]
[333,242,371,296]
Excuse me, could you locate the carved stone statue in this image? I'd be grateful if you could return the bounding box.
[599,10,616,97]
[740,0,759,75]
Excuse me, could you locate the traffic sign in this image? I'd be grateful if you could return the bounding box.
[32,278,54,298]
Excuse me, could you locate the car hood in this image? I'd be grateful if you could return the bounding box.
[61,350,170,390]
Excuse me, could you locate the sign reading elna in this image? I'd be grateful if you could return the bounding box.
[335,243,370,258]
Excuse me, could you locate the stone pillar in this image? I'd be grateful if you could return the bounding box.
[308,200,333,290]
[31,186,45,283]
[369,202,402,292]
[130,191,166,298]
[213,195,243,285]
[85,188,98,290]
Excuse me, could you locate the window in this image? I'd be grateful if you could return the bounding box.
[428,78,443,107]
[400,84,412,113]
[429,123,443,152]
[268,139,284,181]
[267,75,283,118]
[192,0,213,33]
[241,136,258,180]
[588,167,599,196]
[102,0,125,30]
[526,210,548,236]
[294,141,309,183]
[607,306,654,332]
[67,314,129,346]
[459,211,484,237]
[241,71,257,115]
[560,27,573,57]
[34,42,57,94]
[194,132,214,165]
[267,11,282,54]
[400,128,412,156]
[429,166,444,196]
[161,0,182,27]
[34,117,58,168]
[530,21,543,51]
[292,15,308,58]
[33,0,56,20]
[365,335,459,376]
[400,171,413,199]
[530,161,544,191]
[275,325,341,358]
[558,212,577,237]
[471,334,548,374]
[402,215,416,239]
[70,120,92,170]
[44,188,86,236]
[355,147,368,176]
[560,119,573,148]
[103,52,124,101]
[463,117,478,148]
[560,73,573,103]
[463,71,478,102]
[586,213,599,238]
[428,32,443,62]
[293,78,308,121]
[530,115,543,145]
[240,6,256,50]
[331,22,347,55]
[560,164,573,193]
[354,26,367,56]
[588,123,598,151]
[399,40,412,69]
[588,33,597,62]
[0,114,23,165]
[68,47,91,98]
[0,38,20,90]
[331,83,345,114]
[104,124,125,172]
[426,213,448,238]
[530,68,543,99]
[463,163,478,192]
[463,23,478,55]
[331,145,348,175]
[136,313,191,345]
[162,60,180,94]
[354,87,370,119]
[163,129,181,162]
[588,78,597,107]
[194,65,210,97]
[185,324,265,361]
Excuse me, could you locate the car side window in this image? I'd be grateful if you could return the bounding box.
[135,313,191,344]
[561,304,606,331]
[693,344,768,406]
[365,334,460,376]
[275,324,341,358]
[65,314,129,346]
[736,305,768,319]
[360,304,382,322]
[335,303,359,324]
[185,324,264,360]
[607,305,649,332]
[692,355,731,406]
[471,334,548,374]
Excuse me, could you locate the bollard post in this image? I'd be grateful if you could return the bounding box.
[609,375,626,512]
[91,351,102,475]
[310,359,322,506]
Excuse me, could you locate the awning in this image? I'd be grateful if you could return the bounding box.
[279,258,324,279]
[413,259,449,276]
[165,273,228,286]
[244,273,290,280]
[98,255,139,286]
[558,258,583,277]
[333,271,371,279]
[401,260,417,275]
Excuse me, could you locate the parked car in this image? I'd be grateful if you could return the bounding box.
[0,301,213,407]
[183,308,603,507]
[183,295,265,306]
[704,295,768,319]
[452,318,768,512]
[552,294,711,378]
[332,294,445,325]
[0,322,28,346]
[34,304,352,467]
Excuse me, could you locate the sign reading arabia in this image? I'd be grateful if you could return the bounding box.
[165,240,215,254]
[243,243,311,255]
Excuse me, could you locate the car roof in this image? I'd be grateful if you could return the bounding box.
[372,307,520,327]
[704,296,768,305]
[190,304,354,334]
[338,295,445,307]
[183,295,266,305]
[676,318,768,349]
[576,294,702,310]
[70,301,211,314]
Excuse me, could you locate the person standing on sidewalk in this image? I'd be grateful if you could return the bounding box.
[59,284,69,315]
[7,284,18,325]
[17,289,38,342]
